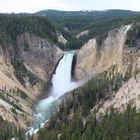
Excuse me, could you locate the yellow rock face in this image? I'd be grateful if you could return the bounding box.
[75,25,139,80]
[0,33,64,129]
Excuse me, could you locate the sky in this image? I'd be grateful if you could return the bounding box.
[0,0,140,13]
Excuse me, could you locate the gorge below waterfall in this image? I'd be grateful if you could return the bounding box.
[0,8,140,140]
[27,51,83,136]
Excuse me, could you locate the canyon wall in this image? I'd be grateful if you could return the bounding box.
[75,25,140,80]
[0,33,63,129]
[17,33,63,82]
[74,25,140,116]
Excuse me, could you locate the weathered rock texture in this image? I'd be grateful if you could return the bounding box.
[92,73,140,116]
[76,30,89,38]
[17,33,63,81]
[58,33,67,45]
[0,33,63,129]
[75,25,140,80]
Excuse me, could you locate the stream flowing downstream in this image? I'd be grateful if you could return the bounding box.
[27,51,82,136]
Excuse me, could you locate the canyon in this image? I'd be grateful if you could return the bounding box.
[0,10,140,139]
[0,25,140,131]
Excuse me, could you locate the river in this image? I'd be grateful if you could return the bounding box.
[26,51,82,136]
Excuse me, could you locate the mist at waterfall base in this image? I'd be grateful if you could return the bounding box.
[27,51,84,136]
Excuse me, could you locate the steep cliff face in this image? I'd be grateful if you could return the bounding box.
[0,45,31,129]
[58,33,67,45]
[17,33,63,82]
[75,25,140,80]
[74,38,97,79]
[74,25,140,117]
[0,33,63,129]
[92,73,140,116]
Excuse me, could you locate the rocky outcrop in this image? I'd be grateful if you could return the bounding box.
[74,38,97,79]
[0,33,63,129]
[17,33,63,82]
[92,73,140,116]
[74,25,140,80]
[73,25,140,126]
[76,30,89,38]
[0,45,32,128]
[58,33,67,45]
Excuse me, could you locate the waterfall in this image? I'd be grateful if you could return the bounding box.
[51,51,75,97]
[27,51,82,136]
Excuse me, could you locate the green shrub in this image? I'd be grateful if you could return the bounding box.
[17,89,28,100]
[12,60,39,86]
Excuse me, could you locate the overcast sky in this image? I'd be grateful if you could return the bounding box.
[0,0,140,13]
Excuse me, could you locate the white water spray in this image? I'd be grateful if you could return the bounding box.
[27,51,82,136]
